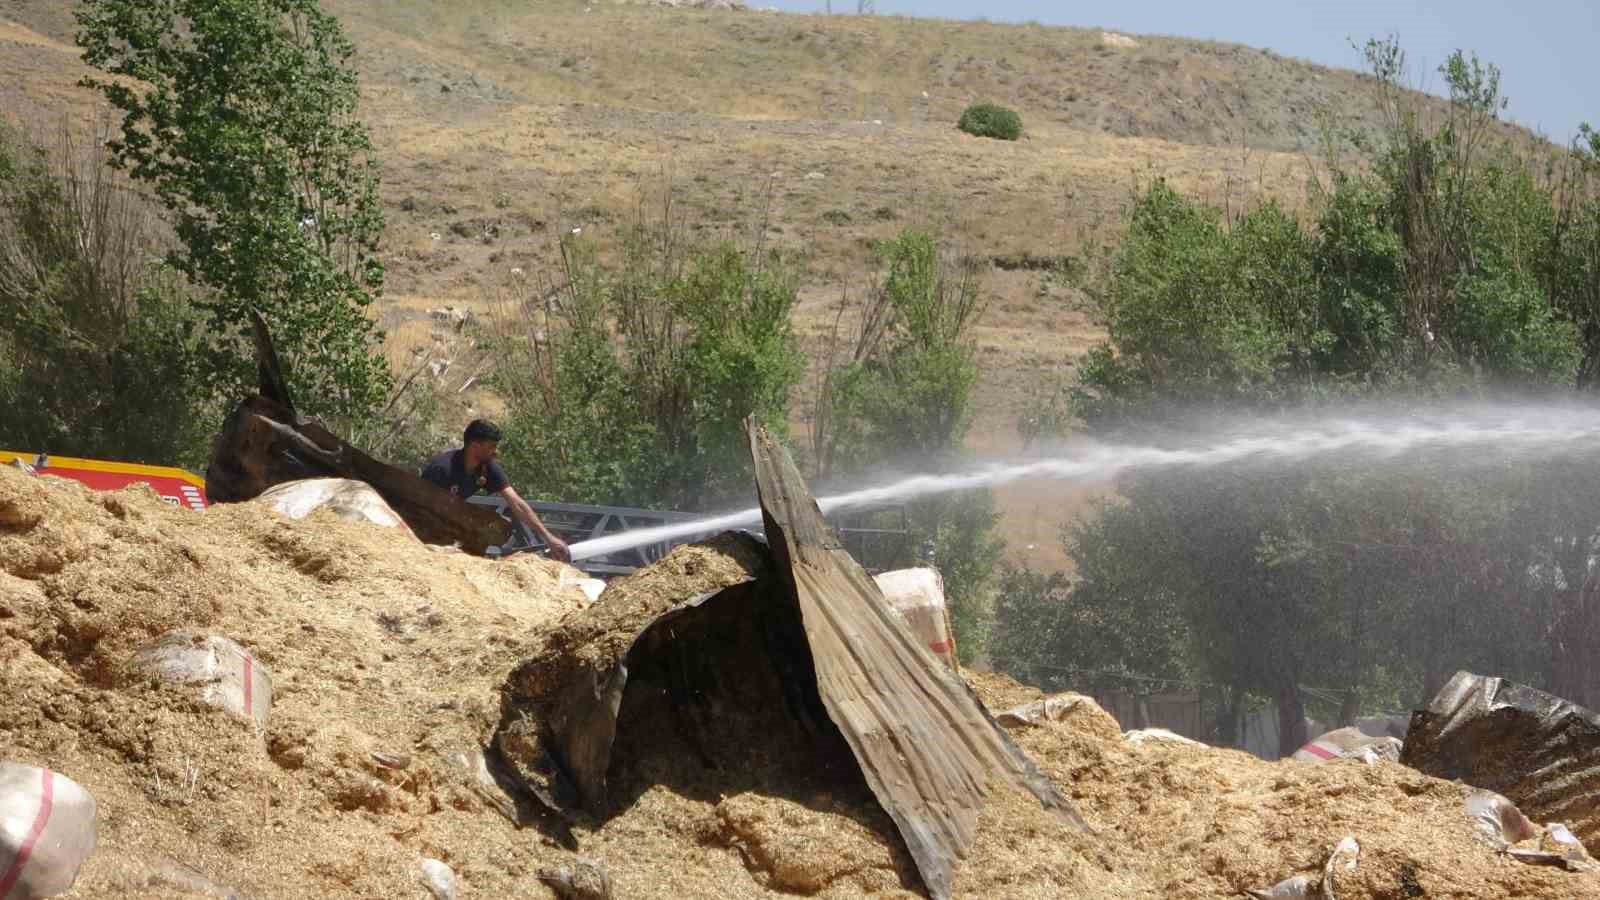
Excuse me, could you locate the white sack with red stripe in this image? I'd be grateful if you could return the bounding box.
[129,631,273,730]
[1292,726,1403,763]
[873,567,958,670]
[0,763,96,900]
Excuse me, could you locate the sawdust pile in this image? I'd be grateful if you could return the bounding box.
[0,466,590,898]
[3,466,1597,898]
[968,670,1600,899]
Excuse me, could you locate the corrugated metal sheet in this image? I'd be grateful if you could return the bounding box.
[495,533,772,815]
[492,424,1088,900]
[1401,670,1600,853]
[747,421,1087,900]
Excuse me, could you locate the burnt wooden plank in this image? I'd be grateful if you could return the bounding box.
[205,314,511,555]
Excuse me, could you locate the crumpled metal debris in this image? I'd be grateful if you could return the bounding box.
[1247,875,1318,900]
[1401,670,1600,854]
[747,420,1085,900]
[1461,789,1600,872]
[1525,823,1600,871]
[493,423,1087,900]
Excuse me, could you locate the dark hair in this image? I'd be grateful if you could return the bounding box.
[463,419,502,445]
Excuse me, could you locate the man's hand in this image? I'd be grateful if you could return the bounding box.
[544,535,572,563]
[498,486,573,563]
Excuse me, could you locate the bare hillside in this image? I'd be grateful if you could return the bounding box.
[0,0,1486,566]
[4,0,1393,148]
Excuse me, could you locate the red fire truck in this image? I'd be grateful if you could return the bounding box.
[1,450,208,512]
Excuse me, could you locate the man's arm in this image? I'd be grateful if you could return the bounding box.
[497,486,571,562]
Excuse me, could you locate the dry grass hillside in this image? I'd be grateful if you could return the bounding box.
[0,0,1473,567]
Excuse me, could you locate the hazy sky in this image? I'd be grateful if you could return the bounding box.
[761,1,1599,140]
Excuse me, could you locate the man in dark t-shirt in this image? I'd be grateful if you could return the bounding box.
[421,419,571,561]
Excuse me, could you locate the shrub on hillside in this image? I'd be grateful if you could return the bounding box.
[488,202,805,512]
[957,103,1022,141]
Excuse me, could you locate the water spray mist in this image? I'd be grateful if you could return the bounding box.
[568,403,1600,562]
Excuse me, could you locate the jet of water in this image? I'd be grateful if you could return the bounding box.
[567,403,1600,562]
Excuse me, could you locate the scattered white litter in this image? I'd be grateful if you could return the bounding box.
[1246,874,1316,900]
[995,693,1098,728]
[419,858,456,900]
[1125,728,1204,747]
[129,632,274,729]
[560,571,606,604]
[1247,834,1359,900]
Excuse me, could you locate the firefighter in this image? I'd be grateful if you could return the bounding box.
[421,419,571,562]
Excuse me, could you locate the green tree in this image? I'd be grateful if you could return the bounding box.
[1546,125,1600,386]
[815,229,1002,664]
[1308,174,1403,376]
[76,0,391,427]
[997,41,1600,748]
[823,230,985,467]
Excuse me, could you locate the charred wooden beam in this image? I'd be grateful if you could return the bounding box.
[205,312,511,555]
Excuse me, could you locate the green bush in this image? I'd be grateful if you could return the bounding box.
[957,102,1022,141]
[811,228,1000,664]
[0,124,214,468]
[489,206,804,512]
